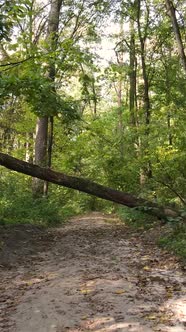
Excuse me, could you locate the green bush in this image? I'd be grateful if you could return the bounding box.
[0,171,76,225]
[159,224,186,260]
[0,169,113,225]
[117,206,186,261]
[116,206,157,230]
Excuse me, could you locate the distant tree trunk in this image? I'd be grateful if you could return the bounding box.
[165,0,186,73]
[117,82,125,159]
[137,1,150,127]
[165,63,173,146]
[114,20,125,158]
[32,117,48,196]
[25,132,33,163]
[129,17,143,183]
[129,19,137,126]
[92,78,97,116]
[3,128,14,154]
[44,115,54,194]
[33,0,62,197]
[0,152,181,221]
[136,0,152,181]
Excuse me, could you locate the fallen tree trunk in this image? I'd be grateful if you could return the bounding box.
[0,152,180,221]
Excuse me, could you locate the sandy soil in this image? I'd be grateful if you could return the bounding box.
[0,212,186,332]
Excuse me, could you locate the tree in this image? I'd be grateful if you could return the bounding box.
[129,17,137,127]
[32,0,110,197]
[165,0,186,73]
[33,0,63,197]
[136,0,152,180]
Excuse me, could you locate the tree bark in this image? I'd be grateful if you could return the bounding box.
[32,117,48,196]
[33,0,62,197]
[0,152,181,221]
[137,0,151,127]
[25,132,33,163]
[44,115,54,195]
[165,0,186,73]
[114,20,125,158]
[165,61,173,146]
[136,0,152,180]
[129,18,137,126]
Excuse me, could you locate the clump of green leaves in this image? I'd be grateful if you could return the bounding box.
[116,206,157,230]
[0,170,76,225]
[159,222,186,260]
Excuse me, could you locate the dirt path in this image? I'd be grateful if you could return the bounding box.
[0,212,186,332]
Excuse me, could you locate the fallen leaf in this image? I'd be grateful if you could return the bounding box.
[114,289,126,295]
[80,289,92,294]
[143,266,151,271]
[141,255,150,261]
[147,315,156,320]
[166,291,173,298]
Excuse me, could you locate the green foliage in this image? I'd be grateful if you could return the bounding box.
[117,206,157,230]
[0,66,81,125]
[159,223,186,260]
[117,206,186,260]
[0,170,77,225]
[0,0,16,41]
[0,167,114,225]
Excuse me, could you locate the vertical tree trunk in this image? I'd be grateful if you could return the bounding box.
[117,77,123,130]
[33,0,62,197]
[44,115,54,195]
[129,18,137,126]
[25,132,33,163]
[114,20,125,158]
[165,62,173,146]
[117,68,124,158]
[165,0,186,73]
[129,16,143,184]
[32,117,48,196]
[92,78,97,116]
[136,0,152,180]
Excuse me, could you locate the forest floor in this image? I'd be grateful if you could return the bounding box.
[0,212,186,332]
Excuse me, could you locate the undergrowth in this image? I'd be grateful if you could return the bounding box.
[116,206,157,230]
[117,206,186,261]
[0,171,112,225]
[0,172,77,225]
[158,224,186,261]
[0,193,75,225]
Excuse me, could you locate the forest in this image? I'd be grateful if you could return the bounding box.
[0,0,186,256]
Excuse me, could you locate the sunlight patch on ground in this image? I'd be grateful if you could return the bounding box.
[165,295,186,323]
[13,272,59,287]
[80,316,152,332]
